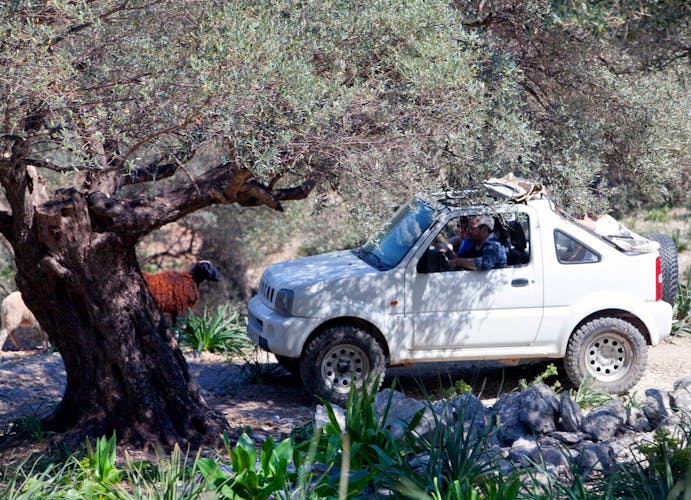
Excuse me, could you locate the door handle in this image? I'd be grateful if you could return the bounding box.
[511,278,529,287]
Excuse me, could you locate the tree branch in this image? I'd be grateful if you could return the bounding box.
[87,159,322,239]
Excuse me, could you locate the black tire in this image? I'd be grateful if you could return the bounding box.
[646,233,679,305]
[275,354,300,376]
[564,317,648,393]
[300,325,386,406]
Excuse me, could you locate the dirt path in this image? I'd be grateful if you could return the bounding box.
[1,334,690,443]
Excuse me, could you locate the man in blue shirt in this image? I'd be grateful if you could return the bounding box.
[448,215,507,271]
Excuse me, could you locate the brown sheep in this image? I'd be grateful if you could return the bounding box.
[0,291,49,353]
[143,260,221,325]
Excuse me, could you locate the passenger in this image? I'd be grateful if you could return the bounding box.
[436,217,473,257]
[447,215,507,271]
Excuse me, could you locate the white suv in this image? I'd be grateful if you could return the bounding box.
[247,185,676,404]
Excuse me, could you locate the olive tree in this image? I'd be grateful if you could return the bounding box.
[1,0,530,448]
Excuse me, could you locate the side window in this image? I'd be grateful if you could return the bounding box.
[554,231,600,264]
[502,215,530,266]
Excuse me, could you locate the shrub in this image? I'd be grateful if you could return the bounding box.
[176,305,251,354]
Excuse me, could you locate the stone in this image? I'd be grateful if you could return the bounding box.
[448,392,488,441]
[582,400,626,441]
[530,444,572,472]
[492,392,529,445]
[518,383,560,434]
[385,396,437,440]
[625,406,651,432]
[315,403,346,430]
[643,388,673,427]
[548,431,589,445]
[508,436,537,466]
[576,442,612,473]
[670,376,691,412]
[559,391,583,432]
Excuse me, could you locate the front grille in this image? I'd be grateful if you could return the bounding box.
[259,278,275,305]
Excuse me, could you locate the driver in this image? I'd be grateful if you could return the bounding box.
[447,215,507,271]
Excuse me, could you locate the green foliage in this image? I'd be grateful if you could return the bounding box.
[2,404,690,499]
[672,268,691,336]
[672,229,688,253]
[603,426,691,499]
[176,306,251,354]
[295,380,418,497]
[645,206,671,223]
[198,432,293,500]
[395,402,506,499]
[570,375,615,409]
[440,379,474,400]
[518,362,562,392]
[76,433,123,492]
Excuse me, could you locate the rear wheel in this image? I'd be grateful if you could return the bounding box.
[564,317,647,393]
[300,325,386,406]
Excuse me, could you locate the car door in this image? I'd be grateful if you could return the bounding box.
[404,208,544,350]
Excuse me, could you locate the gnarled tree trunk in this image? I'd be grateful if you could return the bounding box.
[12,188,227,448]
[0,161,316,450]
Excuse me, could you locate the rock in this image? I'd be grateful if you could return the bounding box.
[670,377,691,412]
[530,445,573,475]
[643,389,673,426]
[493,392,529,445]
[559,391,583,432]
[448,392,488,441]
[375,388,406,409]
[518,383,560,434]
[315,403,345,430]
[656,413,689,441]
[548,431,589,445]
[625,406,651,432]
[576,442,612,472]
[582,400,626,441]
[508,436,537,466]
[385,396,438,440]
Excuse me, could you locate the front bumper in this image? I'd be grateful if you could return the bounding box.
[247,295,321,357]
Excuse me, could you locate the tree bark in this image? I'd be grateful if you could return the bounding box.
[11,188,228,448]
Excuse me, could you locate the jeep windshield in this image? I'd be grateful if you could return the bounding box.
[356,198,437,270]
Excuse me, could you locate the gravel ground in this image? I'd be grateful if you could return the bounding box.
[1,334,690,441]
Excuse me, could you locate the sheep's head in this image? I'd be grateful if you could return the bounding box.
[190,261,221,284]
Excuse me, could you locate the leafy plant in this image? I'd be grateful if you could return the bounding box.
[198,432,294,500]
[239,347,285,383]
[177,305,251,354]
[125,444,211,499]
[295,379,419,497]
[396,399,505,499]
[440,379,473,399]
[570,375,614,409]
[518,362,562,392]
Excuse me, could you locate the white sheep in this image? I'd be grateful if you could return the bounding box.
[0,291,49,353]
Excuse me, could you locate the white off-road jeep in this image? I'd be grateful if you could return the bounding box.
[247,177,677,404]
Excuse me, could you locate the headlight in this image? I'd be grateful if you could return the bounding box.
[274,289,294,316]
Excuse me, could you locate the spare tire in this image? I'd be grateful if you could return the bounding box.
[646,233,679,305]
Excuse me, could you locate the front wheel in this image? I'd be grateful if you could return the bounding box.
[300,325,386,406]
[564,317,647,393]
